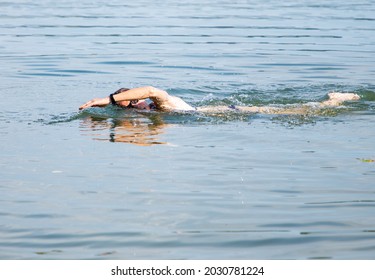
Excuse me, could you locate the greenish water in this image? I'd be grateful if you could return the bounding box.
[0,0,374,259]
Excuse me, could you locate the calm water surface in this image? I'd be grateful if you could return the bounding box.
[0,0,375,259]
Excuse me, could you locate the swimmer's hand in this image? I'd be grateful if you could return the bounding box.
[79,97,110,110]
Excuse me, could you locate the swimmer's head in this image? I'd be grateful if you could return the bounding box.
[112,88,131,107]
[113,88,130,94]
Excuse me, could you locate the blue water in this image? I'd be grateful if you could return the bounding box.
[1,0,375,259]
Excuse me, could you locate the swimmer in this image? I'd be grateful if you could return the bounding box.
[79,86,360,114]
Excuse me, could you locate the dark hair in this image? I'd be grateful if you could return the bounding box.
[112,88,129,95]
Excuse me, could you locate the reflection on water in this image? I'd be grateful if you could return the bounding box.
[79,113,170,146]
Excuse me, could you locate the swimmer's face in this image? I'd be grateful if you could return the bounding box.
[117,100,151,110]
[117,100,131,107]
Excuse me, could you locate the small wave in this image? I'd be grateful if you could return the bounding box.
[357,89,375,101]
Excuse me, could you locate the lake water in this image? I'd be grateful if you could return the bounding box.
[1,0,375,259]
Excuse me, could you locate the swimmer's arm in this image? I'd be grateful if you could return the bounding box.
[79,86,169,110]
[111,86,169,107]
[79,97,110,110]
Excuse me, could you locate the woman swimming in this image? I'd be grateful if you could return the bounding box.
[79,86,360,114]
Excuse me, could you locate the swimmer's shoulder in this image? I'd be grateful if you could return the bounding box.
[161,95,196,111]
